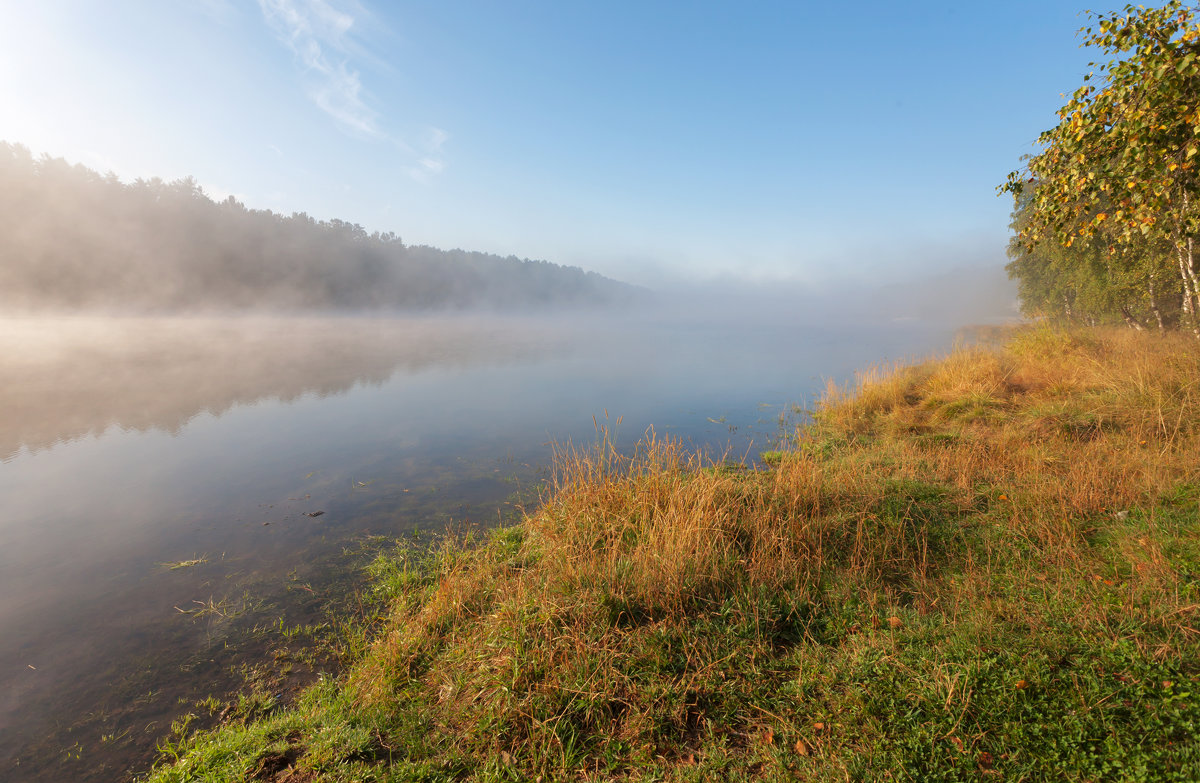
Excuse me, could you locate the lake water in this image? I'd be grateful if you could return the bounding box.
[0,310,960,781]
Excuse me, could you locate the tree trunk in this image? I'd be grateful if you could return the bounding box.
[1176,239,1200,338]
[1189,235,1200,312]
[1148,277,1166,332]
[1178,193,1200,338]
[1120,304,1147,330]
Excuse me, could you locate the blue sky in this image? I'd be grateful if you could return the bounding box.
[0,1,1102,287]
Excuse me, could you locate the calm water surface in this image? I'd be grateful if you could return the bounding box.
[0,311,956,781]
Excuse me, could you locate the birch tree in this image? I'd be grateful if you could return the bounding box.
[1002,1,1200,335]
[1007,186,1179,328]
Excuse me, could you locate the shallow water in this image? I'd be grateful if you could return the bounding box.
[0,310,956,781]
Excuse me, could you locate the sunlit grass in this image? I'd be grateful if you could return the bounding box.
[145,325,1200,781]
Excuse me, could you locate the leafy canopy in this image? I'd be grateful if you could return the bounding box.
[1002,1,1200,250]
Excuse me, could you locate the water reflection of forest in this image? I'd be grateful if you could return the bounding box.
[0,316,562,460]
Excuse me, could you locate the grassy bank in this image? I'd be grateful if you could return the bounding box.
[146,327,1200,781]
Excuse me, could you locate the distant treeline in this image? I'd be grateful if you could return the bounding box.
[0,142,635,312]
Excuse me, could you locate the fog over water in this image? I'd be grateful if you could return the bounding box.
[0,270,1016,782]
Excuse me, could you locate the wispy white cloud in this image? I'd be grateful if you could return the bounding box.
[409,126,448,180]
[424,126,448,151]
[258,0,381,138]
[311,60,379,137]
[257,0,447,180]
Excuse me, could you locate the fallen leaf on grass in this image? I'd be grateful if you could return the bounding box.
[794,738,810,756]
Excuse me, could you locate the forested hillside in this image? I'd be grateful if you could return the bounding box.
[0,142,635,312]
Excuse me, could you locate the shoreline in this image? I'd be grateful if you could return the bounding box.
[146,325,1200,780]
